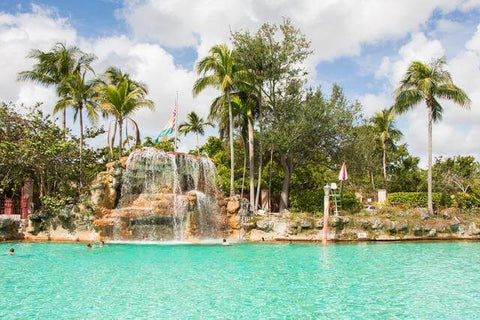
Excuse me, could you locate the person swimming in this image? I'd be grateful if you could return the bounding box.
[99,240,104,248]
[86,243,93,249]
[222,238,231,246]
[6,248,14,255]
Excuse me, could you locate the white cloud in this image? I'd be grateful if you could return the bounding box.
[120,0,474,64]
[358,92,392,116]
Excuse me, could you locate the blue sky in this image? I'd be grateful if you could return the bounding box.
[1,0,480,164]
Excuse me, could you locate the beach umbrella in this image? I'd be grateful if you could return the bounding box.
[338,162,348,181]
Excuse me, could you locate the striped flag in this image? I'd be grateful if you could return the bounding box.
[155,106,177,142]
[338,162,348,181]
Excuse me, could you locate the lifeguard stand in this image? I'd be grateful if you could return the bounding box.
[329,183,341,215]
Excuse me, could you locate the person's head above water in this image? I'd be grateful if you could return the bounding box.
[9,248,14,253]
[87,243,92,248]
[223,239,226,243]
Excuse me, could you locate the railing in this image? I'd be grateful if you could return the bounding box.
[0,197,29,219]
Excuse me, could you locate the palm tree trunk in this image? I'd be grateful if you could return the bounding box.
[268,148,273,211]
[118,118,123,159]
[227,93,235,196]
[248,116,255,209]
[279,155,292,212]
[240,138,247,200]
[382,141,387,182]
[63,109,67,132]
[110,121,117,161]
[78,105,84,189]
[427,104,433,214]
[196,133,199,155]
[255,121,263,210]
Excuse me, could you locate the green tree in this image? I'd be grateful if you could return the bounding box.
[193,44,246,196]
[265,85,359,210]
[371,108,402,182]
[18,43,95,130]
[394,57,471,214]
[231,19,311,208]
[0,103,101,204]
[178,111,212,154]
[55,70,99,186]
[97,70,154,159]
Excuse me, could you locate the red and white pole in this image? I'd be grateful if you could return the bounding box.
[322,184,331,245]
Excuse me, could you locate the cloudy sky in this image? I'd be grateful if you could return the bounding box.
[1,0,480,166]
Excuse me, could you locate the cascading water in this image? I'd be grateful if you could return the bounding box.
[106,147,223,241]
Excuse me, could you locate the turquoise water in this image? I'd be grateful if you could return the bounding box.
[1,242,480,319]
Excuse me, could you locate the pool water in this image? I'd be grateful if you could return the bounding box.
[1,241,479,319]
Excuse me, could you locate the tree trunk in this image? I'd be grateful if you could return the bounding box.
[268,148,273,211]
[255,122,263,210]
[382,140,387,182]
[110,121,117,161]
[118,118,123,159]
[279,156,292,211]
[78,104,84,189]
[63,109,66,132]
[248,116,255,209]
[227,93,235,196]
[240,138,247,200]
[196,133,199,155]
[427,103,434,214]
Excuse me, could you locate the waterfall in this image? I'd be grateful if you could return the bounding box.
[109,147,222,241]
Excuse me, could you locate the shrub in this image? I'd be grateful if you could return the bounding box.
[342,191,363,212]
[387,192,451,208]
[451,192,479,209]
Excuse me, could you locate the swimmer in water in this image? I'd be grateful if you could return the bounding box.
[86,243,93,249]
[222,238,231,246]
[99,240,104,248]
[6,248,14,255]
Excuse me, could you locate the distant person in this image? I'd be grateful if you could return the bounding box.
[99,240,105,248]
[5,248,14,255]
[87,243,93,249]
[262,237,265,242]
[222,238,231,246]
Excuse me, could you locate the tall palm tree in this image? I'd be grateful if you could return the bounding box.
[98,76,154,159]
[371,108,402,182]
[178,112,212,154]
[55,70,99,187]
[193,44,246,196]
[393,57,470,214]
[96,67,147,159]
[18,43,95,130]
[231,96,257,208]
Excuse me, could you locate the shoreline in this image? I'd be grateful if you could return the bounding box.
[2,237,480,245]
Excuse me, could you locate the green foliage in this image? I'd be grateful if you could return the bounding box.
[451,192,480,209]
[0,102,102,208]
[387,192,450,208]
[342,191,363,212]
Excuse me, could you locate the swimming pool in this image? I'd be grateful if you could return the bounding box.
[1,241,479,319]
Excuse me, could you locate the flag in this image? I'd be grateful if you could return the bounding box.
[156,107,177,142]
[338,162,348,181]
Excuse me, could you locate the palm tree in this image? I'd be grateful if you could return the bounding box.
[55,70,99,186]
[231,96,257,208]
[193,44,246,196]
[371,108,402,182]
[393,57,470,214]
[98,76,154,159]
[18,43,95,130]
[178,112,212,154]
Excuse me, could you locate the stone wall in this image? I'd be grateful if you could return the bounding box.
[247,208,480,242]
